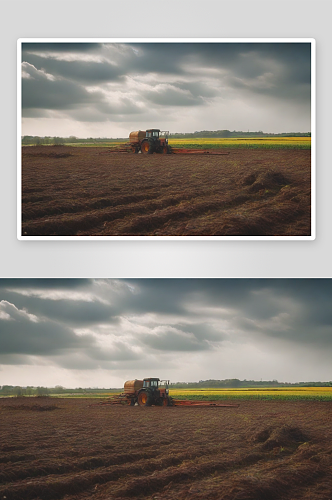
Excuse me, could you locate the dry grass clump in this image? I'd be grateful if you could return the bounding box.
[252,425,308,451]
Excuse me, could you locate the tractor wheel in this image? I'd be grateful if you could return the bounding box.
[128,398,135,406]
[163,145,170,154]
[134,147,139,154]
[141,140,154,154]
[140,141,149,153]
[138,391,152,406]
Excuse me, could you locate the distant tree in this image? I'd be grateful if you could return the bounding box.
[36,386,50,396]
[1,385,14,395]
[53,137,64,146]
[14,386,23,397]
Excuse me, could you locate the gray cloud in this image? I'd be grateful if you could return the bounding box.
[0,300,95,358]
[23,43,104,53]
[140,327,212,352]
[22,62,105,111]
[22,61,144,120]
[1,279,329,384]
[142,85,204,107]
[21,42,312,133]
[23,53,123,84]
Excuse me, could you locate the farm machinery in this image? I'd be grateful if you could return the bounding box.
[109,378,174,406]
[101,378,238,408]
[130,129,171,154]
[109,129,229,156]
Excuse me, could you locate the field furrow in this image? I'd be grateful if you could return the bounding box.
[1,398,331,500]
[21,146,311,236]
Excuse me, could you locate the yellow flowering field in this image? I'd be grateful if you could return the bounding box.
[168,137,311,149]
[169,386,332,401]
[66,136,311,149]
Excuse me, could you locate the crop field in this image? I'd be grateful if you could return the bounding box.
[169,387,332,401]
[1,397,331,500]
[21,145,311,237]
[63,137,311,150]
[168,137,311,150]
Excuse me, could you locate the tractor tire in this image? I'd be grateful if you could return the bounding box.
[138,391,152,406]
[134,147,139,154]
[141,140,154,154]
[140,141,149,153]
[128,398,135,406]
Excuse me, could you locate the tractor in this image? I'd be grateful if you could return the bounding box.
[129,129,171,154]
[123,378,173,406]
[99,378,239,408]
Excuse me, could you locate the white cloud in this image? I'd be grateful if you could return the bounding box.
[25,51,108,63]
[6,288,109,304]
[0,300,39,322]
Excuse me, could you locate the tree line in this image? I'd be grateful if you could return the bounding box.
[169,130,311,138]
[1,379,331,396]
[0,386,114,397]
[21,136,122,146]
[169,379,332,389]
[22,130,311,146]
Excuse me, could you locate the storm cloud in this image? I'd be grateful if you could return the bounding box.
[0,279,330,387]
[21,41,312,137]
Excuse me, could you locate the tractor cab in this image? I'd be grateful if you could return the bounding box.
[146,129,160,139]
[143,378,160,390]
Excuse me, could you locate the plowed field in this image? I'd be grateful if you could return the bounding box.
[21,146,311,237]
[1,397,331,500]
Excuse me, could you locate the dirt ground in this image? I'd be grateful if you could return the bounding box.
[1,397,331,499]
[21,146,311,237]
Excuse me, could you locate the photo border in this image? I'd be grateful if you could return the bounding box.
[17,38,316,241]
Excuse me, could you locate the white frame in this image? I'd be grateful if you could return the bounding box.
[17,38,316,241]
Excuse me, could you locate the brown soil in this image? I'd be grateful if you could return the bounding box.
[21,146,311,236]
[0,398,331,499]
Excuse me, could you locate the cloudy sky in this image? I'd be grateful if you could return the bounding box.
[21,41,312,138]
[0,279,330,388]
